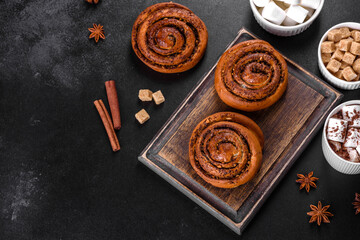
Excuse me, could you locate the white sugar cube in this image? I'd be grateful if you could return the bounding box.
[327,118,348,143]
[284,0,300,4]
[253,0,270,7]
[342,105,360,127]
[262,1,286,25]
[282,8,298,26]
[347,148,360,163]
[344,127,360,148]
[300,0,320,9]
[356,145,360,155]
[282,16,298,26]
[286,5,309,24]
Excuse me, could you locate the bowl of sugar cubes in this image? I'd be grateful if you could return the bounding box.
[322,100,360,174]
[318,22,360,90]
[249,0,324,36]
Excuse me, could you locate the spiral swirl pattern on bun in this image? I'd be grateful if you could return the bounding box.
[215,40,288,111]
[131,2,208,73]
[189,112,263,188]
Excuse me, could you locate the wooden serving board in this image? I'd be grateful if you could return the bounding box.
[138,28,342,235]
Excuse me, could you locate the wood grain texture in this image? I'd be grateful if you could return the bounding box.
[159,74,323,211]
[139,28,342,235]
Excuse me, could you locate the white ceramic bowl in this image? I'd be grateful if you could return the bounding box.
[318,22,360,90]
[322,100,360,175]
[249,0,324,36]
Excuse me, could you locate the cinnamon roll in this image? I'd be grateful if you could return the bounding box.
[189,112,263,188]
[215,40,288,111]
[131,2,208,73]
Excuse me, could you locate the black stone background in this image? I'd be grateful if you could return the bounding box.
[0,0,359,239]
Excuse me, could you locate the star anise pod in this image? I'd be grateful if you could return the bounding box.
[296,171,318,193]
[88,24,105,43]
[353,193,360,215]
[85,0,99,4]
[307,201,333,226]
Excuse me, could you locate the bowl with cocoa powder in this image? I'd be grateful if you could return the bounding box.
[322,100,360,174]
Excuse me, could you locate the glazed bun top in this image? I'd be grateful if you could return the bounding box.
[215,40,288,111]
[189,112,263,189]
[131,2,208,73]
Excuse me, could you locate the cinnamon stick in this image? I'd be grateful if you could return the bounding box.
[94,99,120,152]
[105,80,121,130]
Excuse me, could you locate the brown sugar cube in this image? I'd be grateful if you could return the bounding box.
[335,42,340,48]
[326,59,341,73]
[321,53,331,64]
[350,42,360,55]
[351,30,360,42]
[334,70,344,80]
[138,89,153,102]
[353,58,360,73]
[327,29,342,42]
[152,90,165,105]
[321,41,335,53]
[331,49,344,61]
[338,39,352,51]
[338,27,351,39]
[135,109,150,124]
[342,52,356,65]
[340,61,349,70]
[342,66,357,81]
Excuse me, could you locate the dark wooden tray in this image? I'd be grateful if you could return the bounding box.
[138,28,342,235]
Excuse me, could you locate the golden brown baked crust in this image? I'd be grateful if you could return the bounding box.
[189,112,263,188]
[214,40,288,111]
[131,2,208,73]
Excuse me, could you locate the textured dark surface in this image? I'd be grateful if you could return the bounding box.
[0,0,359,239]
